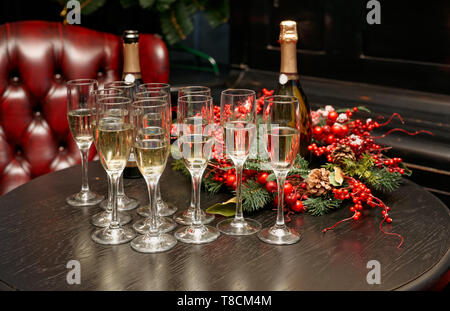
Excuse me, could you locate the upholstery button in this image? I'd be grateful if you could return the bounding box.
[11,76,20,84]
[35,111,41,117]
[54,73,62,81]
[59,146,64,152]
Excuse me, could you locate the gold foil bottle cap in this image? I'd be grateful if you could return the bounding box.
[279,20,298,43]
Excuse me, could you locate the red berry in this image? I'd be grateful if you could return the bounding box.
[291,200,304,212]
[322,125,331,134]
[326,134,336,144]
[300,182,307,189]
[386,217,392,223]
[285,193,297,206]
[353,107,358,112]
[313,126,323,138]
[331,123,344,137]
[328,111,338,122]
[226,175,236,186]
[257,172,269,184]
[284,183,293,195]
[265,181,277,193]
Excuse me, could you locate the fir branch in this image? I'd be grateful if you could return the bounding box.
[304,196,342,216]
[289,154,310,179]
[203,176,223,195]
[236,180,272,213]
[365,168,402,192]
[171,159,190,176]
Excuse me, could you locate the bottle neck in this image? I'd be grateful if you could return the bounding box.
[122,42,141,79]
[280,41,298,77]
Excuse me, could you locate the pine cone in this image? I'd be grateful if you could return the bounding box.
[331,144,356,165]
[306,168,332,196]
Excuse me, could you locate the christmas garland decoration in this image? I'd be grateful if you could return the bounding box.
[172,88,433,248]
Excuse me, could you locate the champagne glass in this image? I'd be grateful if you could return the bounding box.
[103,81,140,211]
[130,100,177,253]
[66,79,104,206]
[173,87,215,226]
[91,96,136,244]
[174,96,219,244]
[131,98,177,234]
[91,88,134,227]
[258,95,301,245]
[136,83,177,217]
[217,89,261,235]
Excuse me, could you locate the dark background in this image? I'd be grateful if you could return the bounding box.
[1,0,449,94]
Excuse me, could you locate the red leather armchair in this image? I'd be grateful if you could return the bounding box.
[0,21,169,195]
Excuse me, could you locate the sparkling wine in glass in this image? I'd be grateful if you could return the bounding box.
[130,100,177,253]
[217,89,261,236]
[131,98,176,235]
[136,83,178,217]
[91,96,136,245]
[101,81,140,211]
[66,79,104,207]
[173,88,216,226]
[90,88,134,227]
[174,133,220,244]
[258,95,301,245]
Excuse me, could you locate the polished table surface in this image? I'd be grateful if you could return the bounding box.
[0,159,448,291]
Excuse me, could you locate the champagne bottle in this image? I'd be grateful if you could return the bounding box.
[276,20,312,158]
[122,30,143,178]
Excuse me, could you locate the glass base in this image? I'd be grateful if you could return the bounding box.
[131,233,177,253]
[91,226,136,245]
[91,210,132,228]
[137,200,177,218]
[66,191,104,207]
[133,216,177,234]
[174,225,220,244]
[257,225,301,245]
[217,218,261,236]
[173,208,215,225]
[100,194,139,211]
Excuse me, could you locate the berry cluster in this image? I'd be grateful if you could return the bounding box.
[255,172,306,213]
[372,155,405,174]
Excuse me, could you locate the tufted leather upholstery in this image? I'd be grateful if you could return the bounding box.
[0,21,169,195]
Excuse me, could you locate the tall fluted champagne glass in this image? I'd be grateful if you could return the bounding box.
[102,81,140,211]
[66,79,104,207]
[174,95,219,244]
[258,95,301,245]
[130,100,177,253]
[91,88,134,227]
[173,87,215,226]
[131,97,177,234]
[217,89,261,235]
[91,96,136,245]
[136,83,177,217]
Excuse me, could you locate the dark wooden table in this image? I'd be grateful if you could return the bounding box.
[0,159,448,291]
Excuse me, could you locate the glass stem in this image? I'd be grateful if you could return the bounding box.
[109,173,120,229]
[117,172,124,196]
[234,162,244,222]
[146,177,160,236]
[189,181,195,210]
[275,171,288,227]
[80,148,90,193]
[191,171,203,227]
[106,174,113,212]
